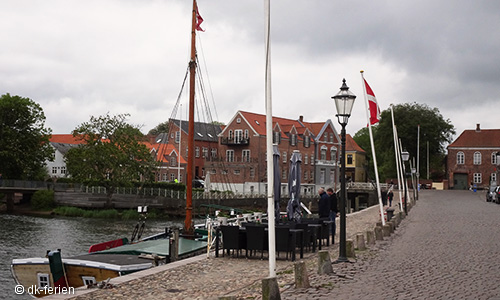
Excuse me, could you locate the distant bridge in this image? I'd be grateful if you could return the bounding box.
[0,180,50,212]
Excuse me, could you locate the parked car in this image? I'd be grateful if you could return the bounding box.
[486,185,497,202]
[494,186,500,204]
[193,179,205,188]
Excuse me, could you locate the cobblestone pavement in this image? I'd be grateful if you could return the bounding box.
[56,190,500,300]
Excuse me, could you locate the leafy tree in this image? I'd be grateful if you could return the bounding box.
[0,93,53,180]
[65,113,158,207]
[148,121,169,136]
[353,102,455,181]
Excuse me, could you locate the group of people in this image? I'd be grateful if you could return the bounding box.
[318,187,338,243]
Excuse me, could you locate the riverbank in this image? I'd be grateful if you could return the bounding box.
[44,193,407,300]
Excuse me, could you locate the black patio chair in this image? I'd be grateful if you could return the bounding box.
[275,226,293,260]
[245,225,267,259]
[294,223,312,251]
[220,225,245,257]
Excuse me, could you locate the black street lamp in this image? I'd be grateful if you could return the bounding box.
[332,78,356,263]
[401,150,410,215]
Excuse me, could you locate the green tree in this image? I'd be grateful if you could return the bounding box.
[148,121,169,136]
[354,102,455,181]
[0,93,53,180]
[65,113,158,207]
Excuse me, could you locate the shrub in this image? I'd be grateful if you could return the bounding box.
[31,190,55,210]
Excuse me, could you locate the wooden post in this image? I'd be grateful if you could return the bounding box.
[170,228,179,262]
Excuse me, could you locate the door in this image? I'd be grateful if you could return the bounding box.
[453,173,468,190]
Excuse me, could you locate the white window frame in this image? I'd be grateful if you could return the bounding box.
[473,173,482,184]
[473,151,481,165]
[175,131,180,143]
[235,129,243,143]
[211,148,217,158]
[195,147,200,158]
[202,147,208,158]
[82,276,96,286]
[304,154,308,165]
[457,152,465,165]
[170,173,175,182]
[170,157,176,167]
[37,273,50,288]
[491,173,497,184]
[242,149,251,162]
[234,169,240,175]
[492,152,498,165]
[244,129,249,139]
[282,152,287,163]
[320,169,326,184]
[226,150,234,162]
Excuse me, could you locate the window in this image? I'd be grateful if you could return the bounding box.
[162,173,167,182]
[473,152,481,165]
[211,148,217,158]
[329,133,334,143]
[347,154,353,165]
[492,153,498,165]
[310,171,314,180]
[211,169,216,174]
[324,133,328,141]
[457,152,465,165]
[473,173,482,184]
[82,276,96,286]
[304,136,310,148]
[170,173,175,182]
[492,173,497,184]
[311,155,314,165]
[170,156,176,167]
[304,154,308,165]
[235,130,243,143]
[52,167,57,174]
[283,152,287,163]
[37,274,50,288]
[195,147,200,158]
[282,169,287,180]
[60,166,66,174]
[244,129,249,139]
[179,174,183,181]
[330,170,335,185]
[222,170,228,175]
[242,150,251,162]
[229,130,233,140]
[234,169,240,175]
[250,168,255,177]
[290,134,297,146]
[236,117,241,123]
[330,147,337,162]
[273,131,281,144]
[202,147,208,158]
[304,171,308,180]
[320,148,327,160]
[175,131,180,143]
[320,169,326,184]
[226,150,234,162]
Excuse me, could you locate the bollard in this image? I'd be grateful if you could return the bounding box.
[366,230,376,246]
[219,297,237,300]
[382,224,391,237]
[294,261,310,288]
[376,221,383,228]
[386,208,395,221]
[317,251,333,275]
[262,277,281,300]
[355,233,366,251]
[374,226,383,241]
[387,221,394,233]
[170,228,179,262]
[346,239,356,258]
[399,211,405,220]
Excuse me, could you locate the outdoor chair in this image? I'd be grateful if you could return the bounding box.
[275,226,293,260]
[294,223,313,251]
[245,225,267,259]
[220,225,245,257]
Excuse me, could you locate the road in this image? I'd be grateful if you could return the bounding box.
[283,190,500,300]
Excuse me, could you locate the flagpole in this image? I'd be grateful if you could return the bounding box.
[264,0,276,278]
[391,107,404,212]
[360,71,385,226]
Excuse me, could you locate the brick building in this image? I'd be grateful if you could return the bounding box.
[447,124,500,189]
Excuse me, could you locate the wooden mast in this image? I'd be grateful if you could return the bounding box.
[184,0,197,234]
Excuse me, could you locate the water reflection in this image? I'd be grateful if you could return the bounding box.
[0,213,186,300]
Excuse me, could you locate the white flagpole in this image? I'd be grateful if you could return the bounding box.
[361,71,385,226]
[264,0,276,278]
[391,107,404,212]
[399,138,410,209]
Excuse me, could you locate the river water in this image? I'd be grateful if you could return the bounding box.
[0,213,186,300]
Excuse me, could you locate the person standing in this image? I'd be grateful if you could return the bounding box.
[388,188,394,207]
[326,188,338,244]
[318,188,330,218]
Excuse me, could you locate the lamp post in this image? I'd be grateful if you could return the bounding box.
[401,150,410,215]
[332,78,356,263]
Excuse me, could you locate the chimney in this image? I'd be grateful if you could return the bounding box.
[476,124,481,132]
[299,115,304,123]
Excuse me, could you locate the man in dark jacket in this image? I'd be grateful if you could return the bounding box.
[318,188,330,218]
[327,188,338,244]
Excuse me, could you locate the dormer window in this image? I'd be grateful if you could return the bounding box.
[290,134,297,146]
[273,131,281,144]
[304,136,310,148]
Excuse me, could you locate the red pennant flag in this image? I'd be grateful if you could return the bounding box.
[364,78,380,125]
[195,2,205,32]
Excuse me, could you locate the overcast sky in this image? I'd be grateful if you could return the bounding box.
[2,0,499,142]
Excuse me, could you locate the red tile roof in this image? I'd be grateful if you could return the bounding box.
[49,134,86,144]
[346,134,366,153]
[448,129,500,148]
[239,111,305,136]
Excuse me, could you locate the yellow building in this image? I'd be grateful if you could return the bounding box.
[345,134,366,182]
